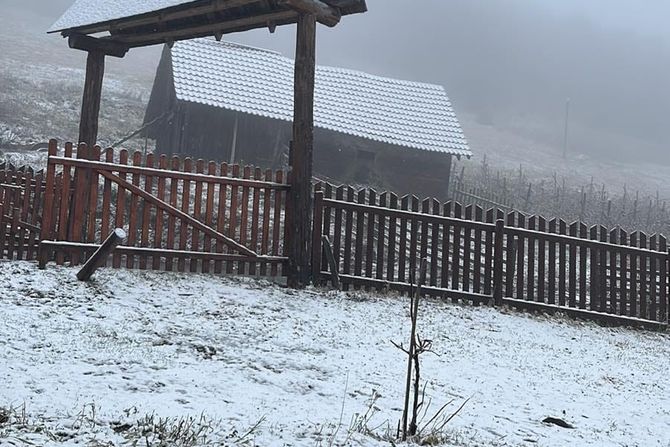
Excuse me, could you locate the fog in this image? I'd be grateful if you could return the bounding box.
[4,0,670,163]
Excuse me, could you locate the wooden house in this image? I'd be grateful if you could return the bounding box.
[144,38,470,197]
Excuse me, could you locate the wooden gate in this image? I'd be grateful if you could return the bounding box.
[38,140,289,276]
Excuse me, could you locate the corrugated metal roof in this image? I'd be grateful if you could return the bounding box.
[171,39,471,156]
[49,0,201,33]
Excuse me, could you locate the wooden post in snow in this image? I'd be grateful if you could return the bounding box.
[77,228,126,281]
[286,13,317,288]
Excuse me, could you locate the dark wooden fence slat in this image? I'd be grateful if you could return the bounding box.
[376,192,388,283]
[386,193,398,282]
[558,220,567,306]
[409,196,420,287]
[354,189,366,280]
[547,219,557,305]
[629,232,639,317]
[618,229,628,317]
[342,186,355,286]
[527,216,536,302]
[504,212,516,298]
[537,216,546,303]
[579,223,588,309]
[249,167,262,276]
[260,169,272,276]
[609,228,619,315]
[462,204,473,292]
[568,222,578,308]
[365,189,376,279]
[332,186,345,274]
[658,235,667,322]
[112,149,128,269]
[270,170,283,277]
[398,195,409,283]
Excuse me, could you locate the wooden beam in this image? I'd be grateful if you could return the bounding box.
[68,34,128,58]
[78,51,105,149]
[280,0,341,26]
[63,0,261,36]
[286,13,317,288]
[111,10,298,47]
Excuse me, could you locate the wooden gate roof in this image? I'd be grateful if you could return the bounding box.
[49,0,367,49]
[166,38,471,156]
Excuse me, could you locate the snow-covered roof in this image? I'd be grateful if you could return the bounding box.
[49,0,199,33]
[170,39,470,156]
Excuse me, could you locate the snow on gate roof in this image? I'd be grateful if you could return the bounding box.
[171,38,471,156]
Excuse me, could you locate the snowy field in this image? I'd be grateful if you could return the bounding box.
[1,260,669,446]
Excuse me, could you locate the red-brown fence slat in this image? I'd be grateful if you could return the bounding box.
[28,171,44,259]
[57,143,74,266]
[70,143,90,264]
[342,187,355,288]
[100,148,114,241]
[125,151,142,269]
[178,157,193,272]
[249,167,262,276]
[139,152,154,270]
[270,170,283,277]
[16,169,31,259]
[237,166,251,275]
[152,155,168,270]
[260,169,272,276]
[165,156,180,271]
[213,162,228,274]
[189,159,205,273]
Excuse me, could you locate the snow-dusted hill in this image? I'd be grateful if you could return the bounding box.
[1,261,668,446]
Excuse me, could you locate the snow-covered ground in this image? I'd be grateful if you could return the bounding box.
[1,260,669,446]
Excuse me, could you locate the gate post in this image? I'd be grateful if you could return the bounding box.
[493,219,505,306]
[287,13,317,288]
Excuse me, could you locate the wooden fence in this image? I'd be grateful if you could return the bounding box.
[37,140,290,276]
[312,185,669,329]
[0,162,45,261]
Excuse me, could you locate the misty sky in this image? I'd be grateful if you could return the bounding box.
[4,0,670,163]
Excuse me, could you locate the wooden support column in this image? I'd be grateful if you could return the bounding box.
[78,50,105,150]
[287,13,317,288]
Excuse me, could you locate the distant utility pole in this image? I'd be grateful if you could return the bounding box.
[562,97,570,159]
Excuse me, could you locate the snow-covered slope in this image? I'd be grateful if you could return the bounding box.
[1,261,668,446]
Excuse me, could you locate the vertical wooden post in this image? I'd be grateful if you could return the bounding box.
[287,13,317,288]
[79,51,105,149]
[493,219,505,306]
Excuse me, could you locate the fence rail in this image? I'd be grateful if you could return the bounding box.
[313,185,669,329]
